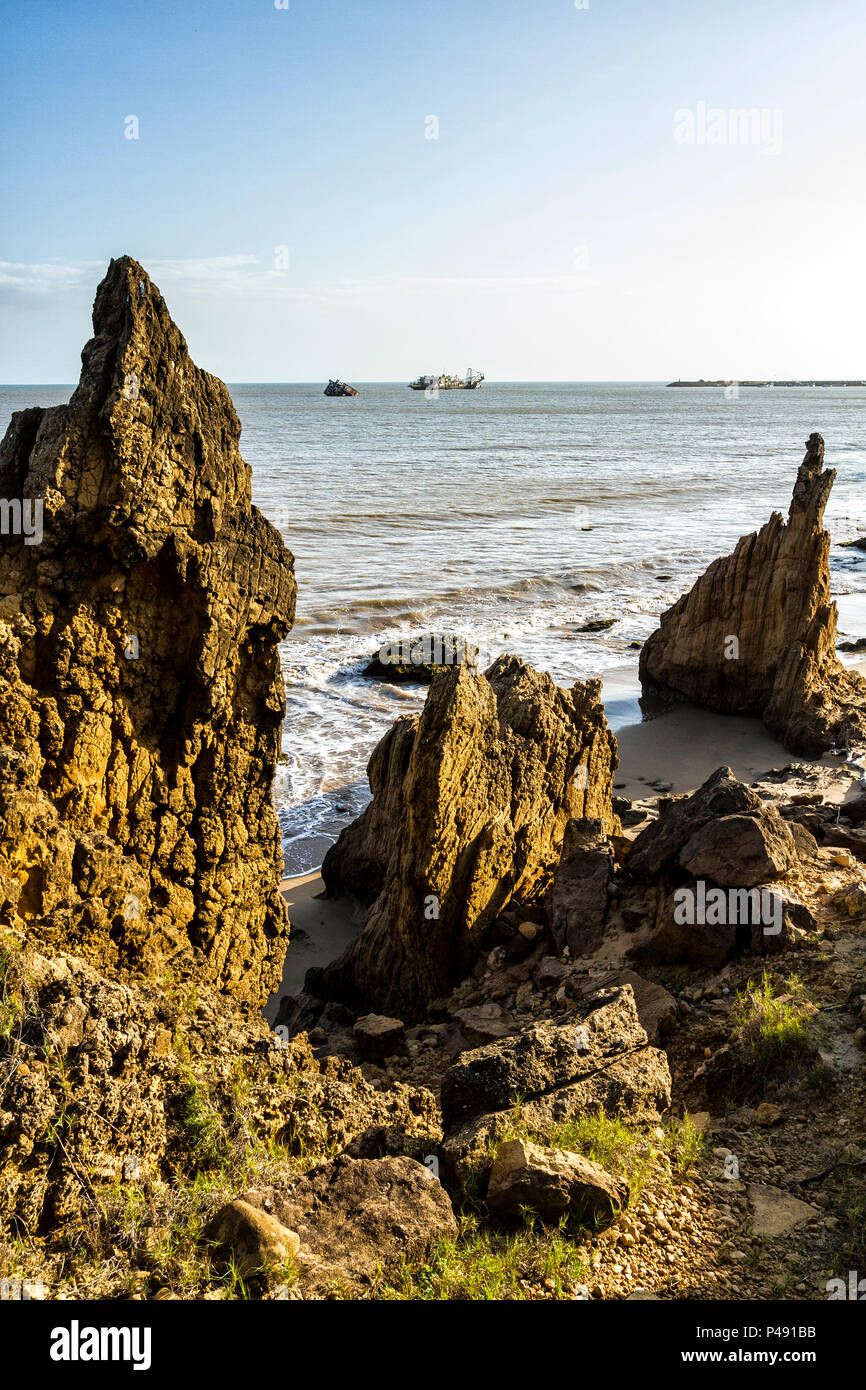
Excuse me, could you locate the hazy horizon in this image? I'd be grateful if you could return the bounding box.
[3,377,862,389]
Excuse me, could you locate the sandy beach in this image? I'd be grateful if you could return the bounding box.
[264,869,362,1021]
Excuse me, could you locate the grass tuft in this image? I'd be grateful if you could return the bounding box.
[729,971,817,1082]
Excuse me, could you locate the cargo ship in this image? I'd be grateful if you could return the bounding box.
[324,379,359,396]
[408,368,484,391]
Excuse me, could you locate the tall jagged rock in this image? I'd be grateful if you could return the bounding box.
[0,257,295,1001]
[317,654,619,1017]
[639,433,866,755]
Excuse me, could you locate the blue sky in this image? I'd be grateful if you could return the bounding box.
[2,0,864,381]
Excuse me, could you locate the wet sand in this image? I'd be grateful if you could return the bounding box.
[263,871,362,1022]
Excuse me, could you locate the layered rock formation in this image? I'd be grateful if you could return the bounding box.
[0,257,295,1001]
[318,655,619,1016]
[439,983,671,1183]
[639,433,866,755]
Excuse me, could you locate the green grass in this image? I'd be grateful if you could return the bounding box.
[93,1131,309,1299]
[180,1073,229,1169]
[0,935,23,1044]
[374,1213,589,1300]
[664,1113,707,1176]
[828,1171,866,1274]
[729,971,818,1083]
[494,1106,706,1211]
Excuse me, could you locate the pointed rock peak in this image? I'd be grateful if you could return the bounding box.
[788,431,834,528]
[317,657,619,1017]
[640,433,866,755]
[0,259,296,1002]
[94,254,177,337]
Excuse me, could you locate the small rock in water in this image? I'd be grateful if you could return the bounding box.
[577,618,618,633]
[363,632,480,684]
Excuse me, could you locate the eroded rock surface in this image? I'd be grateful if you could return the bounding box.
[639,434,866,755]
[0,256,295,1000]
[319,655,619,1016]
[438,985,671,1184]
[548,818,613,956]
[0,945,440,1238]
[247,1154,457,1293]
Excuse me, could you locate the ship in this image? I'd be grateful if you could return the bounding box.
[324,379,359,396]
[408,368,484,391]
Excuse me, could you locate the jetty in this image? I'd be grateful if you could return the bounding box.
[668,379,866,388]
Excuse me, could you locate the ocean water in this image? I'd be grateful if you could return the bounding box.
[3,381,866,874]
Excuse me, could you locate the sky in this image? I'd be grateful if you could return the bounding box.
[1,0,865,382]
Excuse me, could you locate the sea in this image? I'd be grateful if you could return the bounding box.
[3,381,865,875]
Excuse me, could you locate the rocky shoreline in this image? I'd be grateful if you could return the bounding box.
[1,261,865,1304]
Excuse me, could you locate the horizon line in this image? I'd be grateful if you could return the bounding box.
[2,378,865,390]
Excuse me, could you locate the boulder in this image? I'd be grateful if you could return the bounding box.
[839,794,866,827]
[440,984,649,1125]
[630,879,814,968]
[487,1138,628,1224]
[259,1155,457,1292]
[352,1014,407,1060]
[628,767,761,879]
[748,1184,819,1238]
[363,632,480,683]
[837,882,866,916]
[677,806,797,887]
[451,1004,513,1047]
[820,827,866,863]
[438,985,671,1184]
[201,1200,300,1279]
[630,883,739,969]
[787,820,819,859]
[587,968,677,1043]
[0,258,295,1001]
[317,655,619,1017]
[640,433,866,756]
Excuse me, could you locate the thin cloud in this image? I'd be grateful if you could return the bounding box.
[0,260,102,293]
[0,257,595,303]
